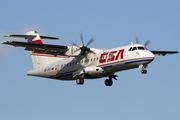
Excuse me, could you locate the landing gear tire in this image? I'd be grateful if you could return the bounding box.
[76,78,84,85]
[105,79,113,86]
[141,70,147,74]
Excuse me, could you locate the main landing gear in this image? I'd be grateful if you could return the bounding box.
[76,78,84,85]
[105,74,118,86]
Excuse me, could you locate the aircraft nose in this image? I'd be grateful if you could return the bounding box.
[146,51,154,61]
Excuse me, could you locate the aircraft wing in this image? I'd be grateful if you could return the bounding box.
[1,41,69,56]
[150,50,178,56]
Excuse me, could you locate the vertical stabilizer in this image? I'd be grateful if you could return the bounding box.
[27,31,67,69]
[26,31,43,69]
[26,31,43,44]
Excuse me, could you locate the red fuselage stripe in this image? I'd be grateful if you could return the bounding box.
[31,52,70,58]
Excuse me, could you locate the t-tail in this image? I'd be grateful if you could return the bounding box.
[26,31,44,69]
[3,31,68,69]
[25,31,68,69]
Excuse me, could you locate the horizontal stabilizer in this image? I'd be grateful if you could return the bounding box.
[5,35,59,40]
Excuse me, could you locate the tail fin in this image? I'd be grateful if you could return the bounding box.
[27,31,67,69]
[26,31,43,69]
[26,31,43,44]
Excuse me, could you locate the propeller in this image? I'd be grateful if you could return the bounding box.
[136,36,139,44]
[71,32,95,56]
[136,36,150,47]
[144,40,150,47]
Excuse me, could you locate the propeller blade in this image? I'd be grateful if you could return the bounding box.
[144,40,150,47]
[71,41,80,48]
[71,32,95,56]
[136,36,139,44]
[80,32,84,46]
[86,37,95,47]
[74,48,81,53]
[71,45,73,55]
[89,50,96,56]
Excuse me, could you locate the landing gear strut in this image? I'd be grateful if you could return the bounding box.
[104,74,118,86]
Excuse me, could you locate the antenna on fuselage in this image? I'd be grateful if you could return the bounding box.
[131,42,133,45]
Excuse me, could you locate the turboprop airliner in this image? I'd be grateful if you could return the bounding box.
[2,31,178,86]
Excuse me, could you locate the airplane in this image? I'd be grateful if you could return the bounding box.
[1,31,178,86]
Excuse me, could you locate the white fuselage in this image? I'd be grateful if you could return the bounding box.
[27,44,154,80]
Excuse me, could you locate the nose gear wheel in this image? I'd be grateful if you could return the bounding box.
[141,70,147,74]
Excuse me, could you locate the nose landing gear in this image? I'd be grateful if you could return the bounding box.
[139,64,148,74]
[141,69,147,74]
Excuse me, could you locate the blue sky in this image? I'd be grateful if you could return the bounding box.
[0,0,180,120]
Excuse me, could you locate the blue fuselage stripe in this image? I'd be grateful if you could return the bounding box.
[101,58,153,69]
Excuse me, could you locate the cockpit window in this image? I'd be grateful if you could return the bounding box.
[128,47,132,51]
[129,46,146,51]
[132,47,137,51]
[138,47,145,50]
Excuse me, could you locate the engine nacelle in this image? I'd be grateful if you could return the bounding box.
[84,67,104,77]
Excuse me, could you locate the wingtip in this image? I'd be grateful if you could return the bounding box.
[1,41,7,44]
[4,35,10,37]
[1,41,12,44]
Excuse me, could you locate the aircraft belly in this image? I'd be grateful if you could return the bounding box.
[37,57,154,81]
[50,65,84,80]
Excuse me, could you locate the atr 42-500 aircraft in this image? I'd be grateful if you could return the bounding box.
[2,31,178,86]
